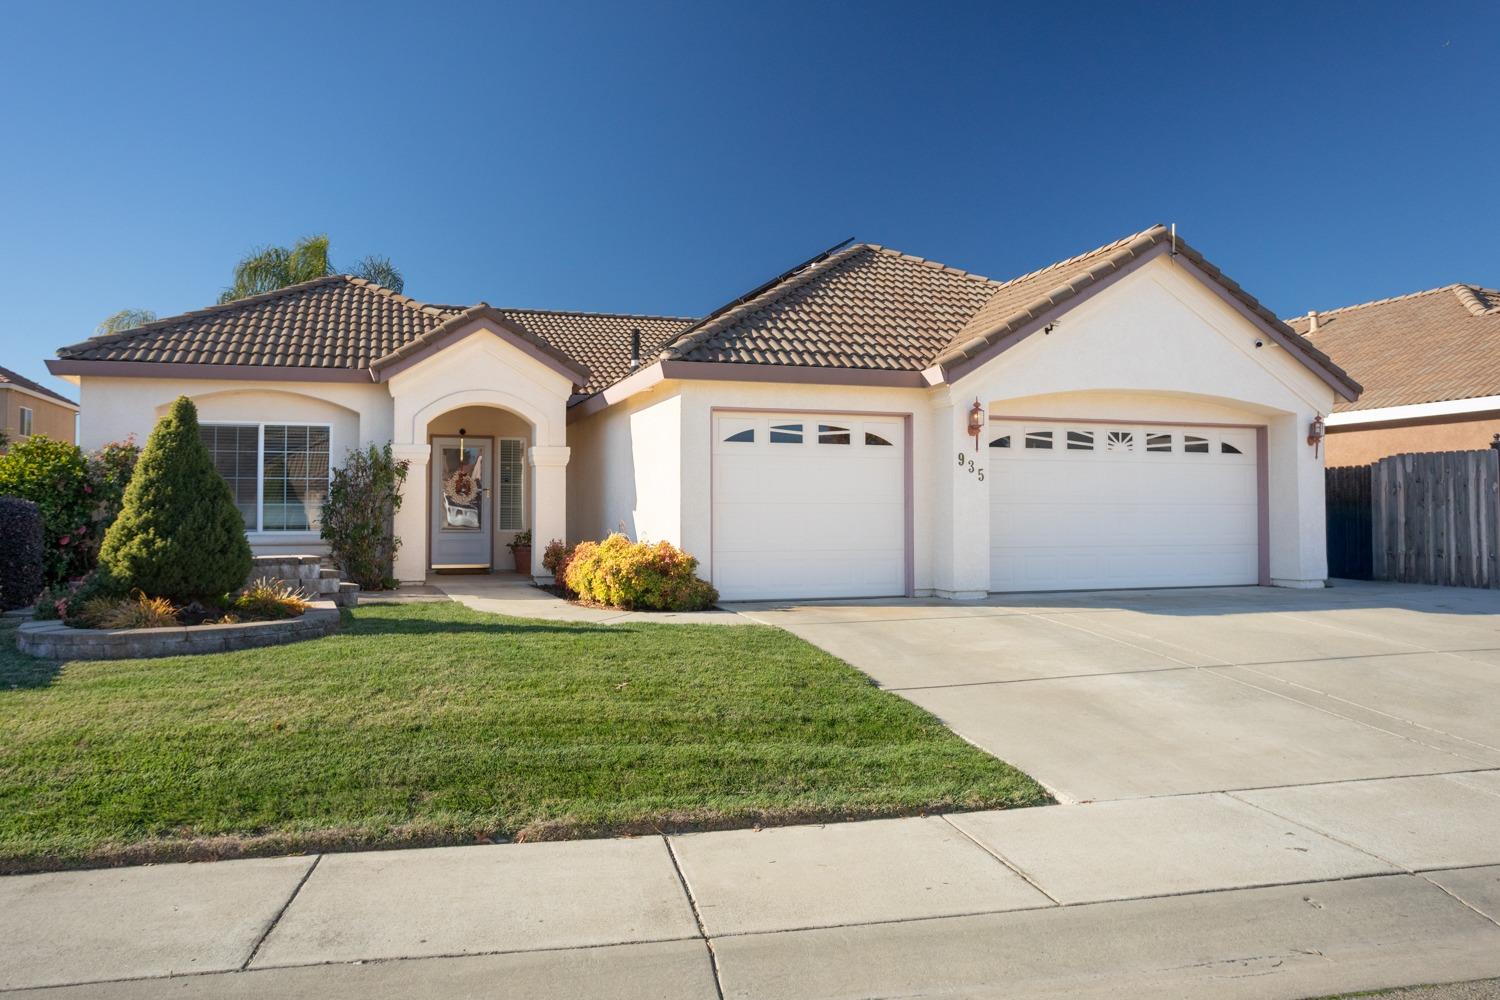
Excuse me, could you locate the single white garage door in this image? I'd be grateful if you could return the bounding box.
[712,412,906,601]
[989,421,1259,591]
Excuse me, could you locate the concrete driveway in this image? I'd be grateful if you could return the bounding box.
[733,580,1500,803]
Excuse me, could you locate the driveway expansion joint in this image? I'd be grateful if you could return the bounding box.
[937,814,1062,906]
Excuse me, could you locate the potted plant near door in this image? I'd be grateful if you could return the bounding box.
[507,530,533,575]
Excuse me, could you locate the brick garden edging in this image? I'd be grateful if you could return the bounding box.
[15,600,341,660]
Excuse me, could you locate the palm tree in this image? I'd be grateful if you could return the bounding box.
[218,235,404,303]
[96,309,159,336]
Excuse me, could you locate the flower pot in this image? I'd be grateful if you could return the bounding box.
[511,545,532,575]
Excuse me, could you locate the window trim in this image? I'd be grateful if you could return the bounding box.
[200,420,333,534]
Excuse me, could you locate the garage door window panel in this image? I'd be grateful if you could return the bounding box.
[770,422,804,444]
[818,424,851,445]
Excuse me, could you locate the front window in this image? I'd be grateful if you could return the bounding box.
[200,423,330,532]
[18,407,32,437]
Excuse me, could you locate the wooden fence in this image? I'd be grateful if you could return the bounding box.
[1326,449,1500,588]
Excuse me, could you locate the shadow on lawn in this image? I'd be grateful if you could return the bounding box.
[0,625,63,690]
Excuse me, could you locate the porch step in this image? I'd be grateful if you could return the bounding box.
[247,555,353,602]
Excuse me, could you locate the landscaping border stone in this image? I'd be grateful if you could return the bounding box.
[15,600,340,660]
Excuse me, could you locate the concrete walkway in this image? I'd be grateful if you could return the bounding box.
[5,795,1500,997]
[432,573,747,625]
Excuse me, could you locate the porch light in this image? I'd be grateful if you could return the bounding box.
[967,399,984,449]
[1307,415,1325,457]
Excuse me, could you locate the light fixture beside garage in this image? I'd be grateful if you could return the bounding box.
[1308,415,1326,457]
[968,399,985,449]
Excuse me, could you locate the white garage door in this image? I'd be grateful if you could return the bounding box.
[989,421,1259,591]
[712,412,906,601]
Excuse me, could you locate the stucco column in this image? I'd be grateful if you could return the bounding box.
[931,394,992,599]
[1266,409,1329,588]
[529,445,570,582]
[392,443,431,585]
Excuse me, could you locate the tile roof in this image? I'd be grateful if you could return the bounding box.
[661,226,1357,398]
[1292,284,1500,412]
[52,275,689,394]
[57,275,460,369]
[50,227,1361,404]
[661,243,1000,370]
[495,309,693,394]
[0,364,77,407]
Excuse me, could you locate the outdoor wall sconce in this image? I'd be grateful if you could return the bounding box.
[1308,415,1325,457]
[968,399,985,450]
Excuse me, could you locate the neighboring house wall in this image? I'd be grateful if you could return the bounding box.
[1326,415,1500,467]
[1,387,76,445]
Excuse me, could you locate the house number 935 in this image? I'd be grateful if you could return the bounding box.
[956,452,985,482]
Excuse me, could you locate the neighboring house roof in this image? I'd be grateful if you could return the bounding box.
[1291,284,1500,412]
[49,226,1360,404]
[0,364,77,407]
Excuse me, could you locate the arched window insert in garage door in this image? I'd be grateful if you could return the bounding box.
[990,413,1272,587]
[709,408,915,600]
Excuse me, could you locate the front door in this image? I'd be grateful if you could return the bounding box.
[431,436,493,570]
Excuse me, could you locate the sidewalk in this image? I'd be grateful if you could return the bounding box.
[5,776,1500,998]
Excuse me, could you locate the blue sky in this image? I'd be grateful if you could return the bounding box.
[3,1,1496,398]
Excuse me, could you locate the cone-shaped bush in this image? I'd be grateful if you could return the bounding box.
[99,396,251,602]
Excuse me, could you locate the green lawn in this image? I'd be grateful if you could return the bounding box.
[0,602,1048,871]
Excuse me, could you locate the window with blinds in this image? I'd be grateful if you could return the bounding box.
[498,438,524,530]
[199,423,330,532]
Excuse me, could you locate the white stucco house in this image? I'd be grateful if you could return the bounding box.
[48,225,1360,600]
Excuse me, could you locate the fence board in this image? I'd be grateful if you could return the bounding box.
[1326,448,1500,589]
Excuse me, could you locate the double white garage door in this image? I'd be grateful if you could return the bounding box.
[989,421,1260,591]
[710,412,1259,600]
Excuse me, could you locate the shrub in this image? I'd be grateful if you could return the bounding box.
[80,438,140,565]
[321,443,409,590]
[564,533,718,611]
[99,397,251,603]
[0,497,44,610]
[232,577,311,620]
[542,538,576,591]
[0,436,93,584]
[91,592,182,630]
[59,568,128,627]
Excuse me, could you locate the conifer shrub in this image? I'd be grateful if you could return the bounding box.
[98,397,251,603]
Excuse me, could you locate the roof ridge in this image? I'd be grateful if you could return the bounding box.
[57,275,447,357]
[987,225,1169,294]
[1290,284,1467,324]
[339,274,455,319]
[659,243,874,362]
[497,306,698,322]
[861,244,1003,286]
[1453,284,1500,317]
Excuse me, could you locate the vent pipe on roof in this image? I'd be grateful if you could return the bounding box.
[629,327,641,369]
[1307,310,1319,333]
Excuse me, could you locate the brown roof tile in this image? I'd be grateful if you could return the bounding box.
[1292,284,1500,411]
[0,364,77,406]
[496,309,693,394]
[57,276,459,369]
[660,244,1000,371]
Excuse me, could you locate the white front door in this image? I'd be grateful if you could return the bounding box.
[988,421,1260,591]
[431,436,493,570]
[711,412,907,601]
